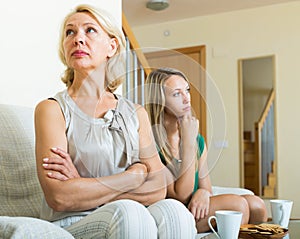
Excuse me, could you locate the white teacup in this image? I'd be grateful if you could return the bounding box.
[270,199,293,228]
[208,210,242,239]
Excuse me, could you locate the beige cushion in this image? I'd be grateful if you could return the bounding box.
[0,216,75,239]
[0,104,43,217]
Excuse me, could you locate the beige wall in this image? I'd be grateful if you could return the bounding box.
[0,0,121,107]
[132,2,300,218]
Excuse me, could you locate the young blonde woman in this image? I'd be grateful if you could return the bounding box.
[34,6,196,239]
[145,67,267,233]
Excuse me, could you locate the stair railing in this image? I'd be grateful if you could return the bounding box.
[254,89,275,197]
[122,13,151,105]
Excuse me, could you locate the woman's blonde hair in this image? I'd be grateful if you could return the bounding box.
[145,67,189,166]
[58,4,126,91]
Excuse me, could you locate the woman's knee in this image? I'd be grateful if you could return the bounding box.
[243,195,268,223]
[86,199,157,239]
[245,195,267,212]
[148,198,194,220]
[148,199,196,238]
[105,199,157,227]
[232,195,250,224]
[212,194,250,224]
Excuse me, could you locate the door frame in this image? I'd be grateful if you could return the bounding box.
[238,55,277,194]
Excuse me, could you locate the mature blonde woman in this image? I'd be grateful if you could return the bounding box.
[145,67,267,233]
[34,6,196,239]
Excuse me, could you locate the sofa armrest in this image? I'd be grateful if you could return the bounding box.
[212,186,254,196]
[0,216,75,239]
[0,104,43,217]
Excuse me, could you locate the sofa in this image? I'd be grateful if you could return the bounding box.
[0,104,254,239]
[0,104,75,239]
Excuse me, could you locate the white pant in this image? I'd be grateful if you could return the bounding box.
[53,199,196,239]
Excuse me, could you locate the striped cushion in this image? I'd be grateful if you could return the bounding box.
[0,104,43,217]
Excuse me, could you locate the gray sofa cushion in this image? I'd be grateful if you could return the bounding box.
[0,216,74,239]
[0,104,43,217]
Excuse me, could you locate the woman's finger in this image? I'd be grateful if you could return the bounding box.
[200,208,206,219]
[43,162,69,174]
[43,157,64,165]
[50,147,70,160]
[195,206,201,220]
[47,148,80,179]
[189,205,196,218]
[205,206,210,217]
[47,171,68,181]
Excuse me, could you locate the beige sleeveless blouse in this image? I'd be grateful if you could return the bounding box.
[40,90,140,221]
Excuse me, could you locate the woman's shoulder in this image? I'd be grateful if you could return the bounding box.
[35,98,61,114]
[35,90,67,122]
[115,95,148,121]
[116,94,140,110]
[34,98,64,124]
[35,90,66,108]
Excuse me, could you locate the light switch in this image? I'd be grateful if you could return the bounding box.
[214,140,229,148]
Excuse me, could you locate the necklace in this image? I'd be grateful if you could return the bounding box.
[173,158,182,163]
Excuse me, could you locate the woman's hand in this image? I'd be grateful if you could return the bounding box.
[42,147,80,181]
[178,115,199,149]
[188,188,211,221]
[126,162,148,174]
[125,162,148,186]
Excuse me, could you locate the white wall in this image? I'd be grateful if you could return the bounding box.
[0,0,121,107]
[132,2,300,217]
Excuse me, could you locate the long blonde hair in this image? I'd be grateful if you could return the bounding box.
[58,4,126,91]
[145,67,190,166]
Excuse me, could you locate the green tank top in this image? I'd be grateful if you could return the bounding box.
[158,134,205,194]
[194,134,205,193]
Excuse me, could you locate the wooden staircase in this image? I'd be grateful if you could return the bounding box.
[244,132,259,195]
[263,161,277,198]
[243,131,276,198]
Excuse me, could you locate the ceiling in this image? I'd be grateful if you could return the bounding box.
[123,0,298,27]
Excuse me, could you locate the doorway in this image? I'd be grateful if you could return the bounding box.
[238,55,277,198]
